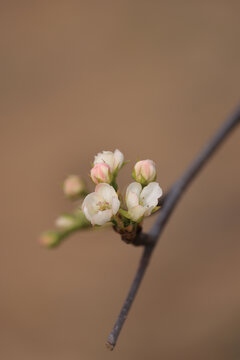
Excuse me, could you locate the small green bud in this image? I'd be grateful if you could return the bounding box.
[39,231,60,248]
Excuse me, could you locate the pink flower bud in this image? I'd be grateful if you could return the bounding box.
[39,231,60,248]
[90,163,111,184]
[63,175,86,198]
[133,160,157,185]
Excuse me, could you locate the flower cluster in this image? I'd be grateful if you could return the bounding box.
[83,150,163,227]
[40,149,163,247]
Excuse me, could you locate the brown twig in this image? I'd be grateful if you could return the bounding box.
[106,105,240,350]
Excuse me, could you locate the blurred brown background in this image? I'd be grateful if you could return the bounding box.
[1,1,240,359]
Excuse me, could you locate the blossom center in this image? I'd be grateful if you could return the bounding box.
[96,200,111,211]
[139,197,150,208]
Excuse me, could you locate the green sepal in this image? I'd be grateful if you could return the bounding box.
[111,217,118,227]
[132,169,136,181]
[151,206,160,214]
[118,208,132,220]
[121,160,130,167]
[111,179,118,191]
[112,160,129,179]
[134,215,144,224]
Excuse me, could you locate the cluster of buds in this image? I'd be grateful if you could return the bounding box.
[41,149,163,247]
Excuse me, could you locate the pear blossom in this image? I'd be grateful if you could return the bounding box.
[94,149,124,173]
[126,182,162,222]
[90,163,111,184]
[133,160,156,186]
[63,175,86,198]
[82,183,120,226]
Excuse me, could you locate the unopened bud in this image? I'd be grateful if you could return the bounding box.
[39,231,60,248]
[63,175,86,199]
[132,160,156,186]
[55,214,76,230]
[90,163,111,184]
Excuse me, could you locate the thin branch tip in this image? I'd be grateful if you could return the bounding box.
[106,105,240,350]
[105,336,115,351]
[105,342,114,351]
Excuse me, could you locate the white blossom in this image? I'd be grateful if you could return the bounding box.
[94,149,124,173]
[126,182,162,222]
[82,183,120,226]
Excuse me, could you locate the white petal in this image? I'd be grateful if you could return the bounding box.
[82,206,92,223]
[126,191,139,208]
[113,149,124,170]
[82,193,101,215]
[126,182,142,199]
[111,197,120,215]
[91,209,112,225]
[94,151,115,171]
[143,205,155,217]
[95,183,118,203]
[140,182,163,208]
[126,182,142,209]
[134,160,142,177]
[128,205,145,222]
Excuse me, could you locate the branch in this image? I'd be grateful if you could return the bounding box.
[106,105,240,350]
[40,210,91,248]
